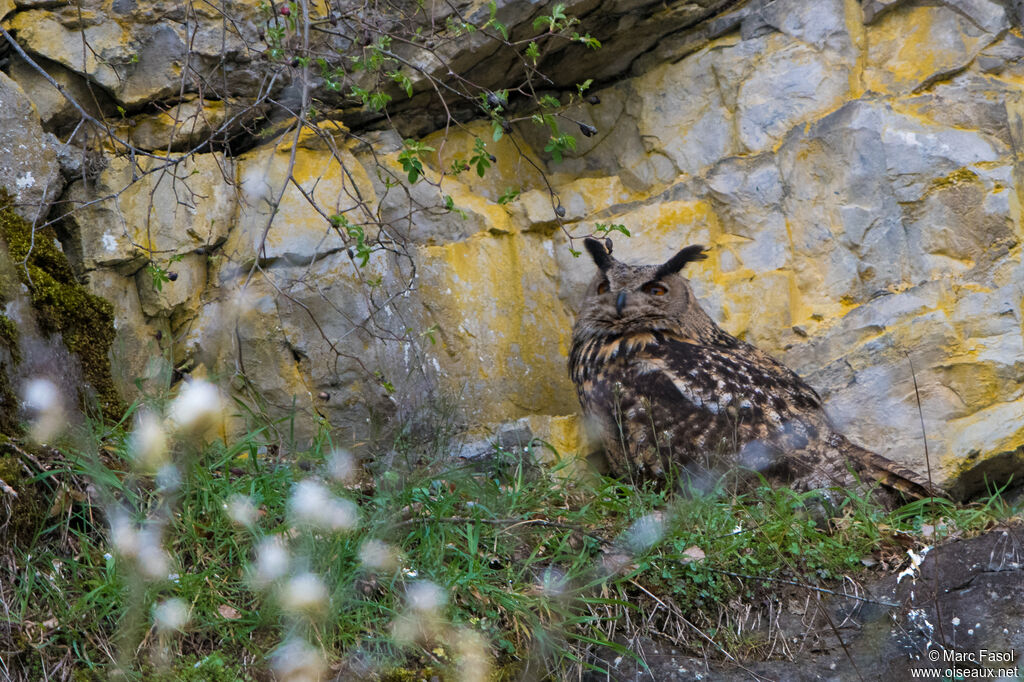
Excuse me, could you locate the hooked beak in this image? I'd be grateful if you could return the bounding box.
[615,291,627,316]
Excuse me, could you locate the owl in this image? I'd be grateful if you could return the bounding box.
[568,237,941,500]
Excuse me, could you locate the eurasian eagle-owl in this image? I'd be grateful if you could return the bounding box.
[568,237,939,500]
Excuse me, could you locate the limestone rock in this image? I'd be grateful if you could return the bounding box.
[83,268,170,399]
[134,252,207,325]
[61,152,235,272]
[3,2,266,108]
[864,4,1006,94]
[0,72,63,224]
[180,248,430,441]
[416,232,579,426]
[6,52,117,131]
[225,127,375,267]
[123,98,229,152]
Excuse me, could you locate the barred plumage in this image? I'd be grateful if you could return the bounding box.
[568,237,940,500]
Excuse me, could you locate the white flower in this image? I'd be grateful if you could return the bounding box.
[251,536,290,587]
[128,411,168,472]
[288,479,358,531]
[358,539,399,572]
[625,512,665,553]
[153,598,190,632]
[279,572,329,615]
[326,449,354,482]
[226,494,258,528]
[167,380,223,435]
[109,510,139,558]
[23,378,64,442]
[271,637,325,682]
[406,580,447,612]
[136,525,171,580]
[23,378,58,412]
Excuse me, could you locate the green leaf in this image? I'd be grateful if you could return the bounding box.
[497,187,520,205]
[398,139,436,184]
[543,133,576,163]
[420,324,439,345]
[470,137,492,178]
[539,94,561,109]
[344,224,372,266]
[443,195,467,219]
[388,70,414,97]
[594,222,630,237]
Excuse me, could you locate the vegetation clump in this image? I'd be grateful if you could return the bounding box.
[0,192,122,420]
[1,399,1018,680]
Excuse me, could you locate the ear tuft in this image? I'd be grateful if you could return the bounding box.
[654,245,707,279]
[583,237,614,271]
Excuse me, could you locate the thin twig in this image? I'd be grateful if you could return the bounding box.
[0,478,17,498]
[906,352,947,648]
[700,567,900,607]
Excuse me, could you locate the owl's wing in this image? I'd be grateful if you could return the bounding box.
[579,334,824,481]
[631,335,825,444]
[627,337,941,498]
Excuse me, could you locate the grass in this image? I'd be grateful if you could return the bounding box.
[0,400,1021,681]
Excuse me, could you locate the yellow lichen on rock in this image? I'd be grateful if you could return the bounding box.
[226,126,375,264]
[524,414,595,477]
[864,5,995,94]
[417,232,577,425]
[421,122,547,201]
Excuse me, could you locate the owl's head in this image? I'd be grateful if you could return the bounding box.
[574,237,710,337]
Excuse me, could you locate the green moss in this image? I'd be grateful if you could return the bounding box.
[380,666,445,682]
[0,307,20,435]
[0,192,123,420]
[145,652,253,682]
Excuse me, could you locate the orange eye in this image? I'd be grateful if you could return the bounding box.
[642,283,668,296]
[596,281,609,294]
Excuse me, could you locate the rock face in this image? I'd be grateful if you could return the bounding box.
[0,72,62,224]
[1,0,1023,492]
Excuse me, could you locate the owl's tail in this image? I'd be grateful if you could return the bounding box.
[831,432,946,501]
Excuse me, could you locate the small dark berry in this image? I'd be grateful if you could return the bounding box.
[587,95,600,105]
[501,119,512,133]
[555,205,566,218]
[167,271,178,281]
[155,330,163,341]
[291,57,301,67]
[579,123,597,137]
[488,154,496,163]
[195,246,207,255]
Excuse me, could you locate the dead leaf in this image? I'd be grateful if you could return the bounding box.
[217,604,241,620]
[681,546,706,563]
